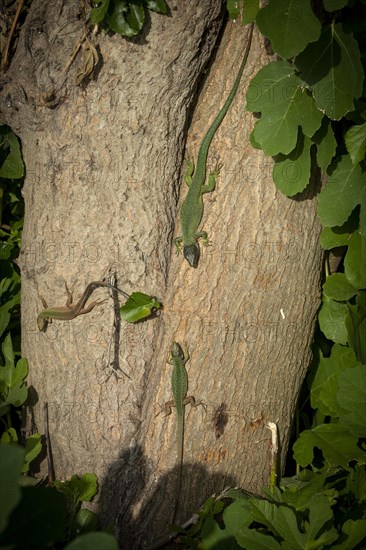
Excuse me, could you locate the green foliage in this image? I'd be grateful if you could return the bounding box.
[64,532,119,550]
[227,0,259,23]
[54,473,98,505]
[317,157,365,228]
[0,443,24,532]
[345,121,366,164]
[120,291,162,322]
[0,333,28,413]
[54,473,101,539]
[246,1,365,201]
[247,60,323,157]
[0,126,23,347]
[180,471,366,549]
[0,442,118,548]
[90,0,168,37]
[21,433,43,473]
[296,24,363,120]
[0,126,24,180]
[256,0,321,59]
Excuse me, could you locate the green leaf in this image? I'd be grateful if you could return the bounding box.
[318,299,349,345]
[317,155,365,227]
[0,127,24,179]
[273,133,311,196]
[345,291,366,363]
[310,345,358,416]
[346,465,366,503]
[332,519,366,550]
[247,60,322,155]
[108,0,144,36]
[64,532,118,550]
[279,470,336,512]
[323,0,349,10]
[22,434,43,473]
[256,0,321,58]
[322,273,358,301]
[306,494,337,544]
[223,499,252,534]
[146,0,167,14]
[90,0,110,24]
[244,498,338,549]
[337,365,366,438]
[312,117,337,171]
[0,294,20,339]
[200,516,240,549]
[3,379,28,408]
[236,527,282,549]
[246,500,293,541]
[0,443,24,533]
[54,473,98,505]
[293,423,366,468]
[0,334,28,408]
[242,0,259,24]
[1,427,18,443]
[345,122,366,164]
[296,23,364,120]
[73,509,98,535]
[74,473,98,502]
[227,0,240,20]
[320,212,358,249]
[120,292,161,322]
[1,332,16,386]
[344,231,366,289]
[125,1,145,32]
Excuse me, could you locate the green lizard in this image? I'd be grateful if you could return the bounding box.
[37,280,128,332]
[175,24,254,267]
[164,342,203,523]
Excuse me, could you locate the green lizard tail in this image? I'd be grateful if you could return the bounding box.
[173,415,184,524]
[193,23,254,182]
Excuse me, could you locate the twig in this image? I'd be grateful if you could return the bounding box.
[43,402,55,483]
[1,0,25,71]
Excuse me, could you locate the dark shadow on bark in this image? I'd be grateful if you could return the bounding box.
[98,447,237,549]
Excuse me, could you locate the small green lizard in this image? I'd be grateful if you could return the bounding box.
[37,280,128,331]
[175,24,254,267]
[164,342,203,523]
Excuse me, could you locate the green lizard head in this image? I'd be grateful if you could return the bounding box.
[171,341,184,360]
[183,244,200,268]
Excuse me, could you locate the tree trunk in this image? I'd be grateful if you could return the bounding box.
[0,0,323,547]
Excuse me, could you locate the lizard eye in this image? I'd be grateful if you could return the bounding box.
[183,244,200,268]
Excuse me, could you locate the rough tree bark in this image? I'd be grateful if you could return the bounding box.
[0,0,323,547]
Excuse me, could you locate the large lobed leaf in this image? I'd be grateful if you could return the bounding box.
[310,345,358,417]
[296,23,364,120]
[247,60,322,156]
[293,423,366,469]
[256,0,321,59]
[317,156,365,228]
